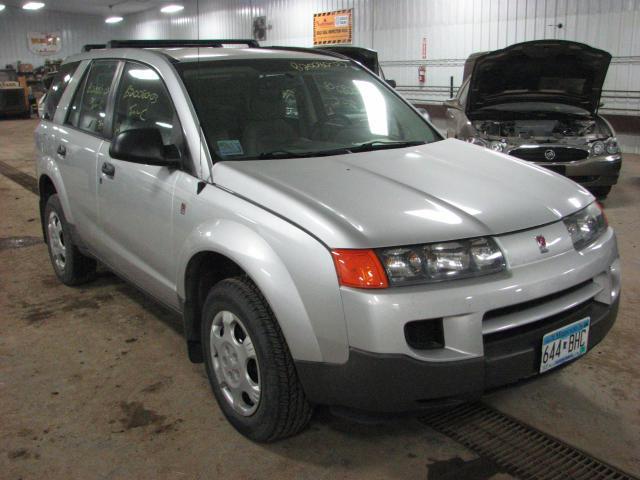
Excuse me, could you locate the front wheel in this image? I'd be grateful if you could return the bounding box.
[201,276,313,442]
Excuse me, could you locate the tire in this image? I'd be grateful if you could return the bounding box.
[589,186,612,199]
[44,194,96,286]
[201,276,313,442]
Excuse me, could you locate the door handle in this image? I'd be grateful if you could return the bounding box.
[101,162,115,177]
[57,144,66,156]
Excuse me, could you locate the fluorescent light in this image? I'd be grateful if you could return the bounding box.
[105,16,123,24]
[161,4,184,13]
[22,2,45,10]
[0,4,6,12]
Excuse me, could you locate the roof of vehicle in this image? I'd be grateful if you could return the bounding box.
[163,47,346,63]
[69,40,350,65]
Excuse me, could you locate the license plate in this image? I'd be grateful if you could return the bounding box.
[540,317,590,373]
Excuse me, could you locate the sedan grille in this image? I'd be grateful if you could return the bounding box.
[509,146,588,162]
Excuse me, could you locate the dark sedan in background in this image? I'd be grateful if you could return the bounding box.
[444,40,622,198]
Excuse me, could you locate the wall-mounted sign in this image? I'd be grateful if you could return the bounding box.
[313,9,352,45]
[27,32,62,56]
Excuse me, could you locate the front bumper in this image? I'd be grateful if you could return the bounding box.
[530,153,621,187]
[296,223,620,413]
[296,296,619,413]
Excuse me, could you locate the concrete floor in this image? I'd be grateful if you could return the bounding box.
[0,118,638,479]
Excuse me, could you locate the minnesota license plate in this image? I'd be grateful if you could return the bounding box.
[540,317,590,373]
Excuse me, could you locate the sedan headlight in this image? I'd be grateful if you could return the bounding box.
[605,138,619,155]
[590,140,605,156]
[466,137,506,153]
[563,202,608,250]
[377,237,506,286]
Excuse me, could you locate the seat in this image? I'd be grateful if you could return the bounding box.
[242,90,296,156]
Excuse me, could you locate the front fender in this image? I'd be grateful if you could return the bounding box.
[176,210,348,364]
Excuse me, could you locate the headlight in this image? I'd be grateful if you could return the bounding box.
[605,138,619,155]
[377,237,506,286]
[489,140,505,152]
[466,137,488,147]
[590,140,605,156]
[563,202,608,250]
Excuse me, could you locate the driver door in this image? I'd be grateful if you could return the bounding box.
[96,61,188,307]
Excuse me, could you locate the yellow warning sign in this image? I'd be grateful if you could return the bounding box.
[313,9,353,45]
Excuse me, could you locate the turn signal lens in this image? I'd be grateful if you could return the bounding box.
[331,249,389,289]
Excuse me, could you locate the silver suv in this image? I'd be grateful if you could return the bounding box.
[36,40,621,442]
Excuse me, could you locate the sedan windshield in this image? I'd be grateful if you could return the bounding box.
[177,58,440,161]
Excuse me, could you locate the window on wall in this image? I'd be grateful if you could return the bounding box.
[42,61,80,121]
[66,60,119,137]
[112,62,182,147]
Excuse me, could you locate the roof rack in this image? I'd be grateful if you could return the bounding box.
[82,44,106,52]
[106,39,260,49]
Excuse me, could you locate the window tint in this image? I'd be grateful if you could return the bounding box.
[42,62,80,121]
[113,63,180,146]
[67,60,119,136]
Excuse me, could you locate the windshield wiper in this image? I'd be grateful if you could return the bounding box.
[350,140,426,152]
[256,147,351,160]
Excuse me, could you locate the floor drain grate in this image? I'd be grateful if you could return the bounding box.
[421,402,638,480]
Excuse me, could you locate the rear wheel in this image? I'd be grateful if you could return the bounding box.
[589,186,612,199]
[201,276,313,442]
[44,194,96,285]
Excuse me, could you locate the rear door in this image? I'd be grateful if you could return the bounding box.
[96,61,189,306]
[54,60,121,244]
[35,61,81,171]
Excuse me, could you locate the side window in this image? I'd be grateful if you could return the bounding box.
[66,60,119,136]
[112,62,182,147]
[42,61,80,121]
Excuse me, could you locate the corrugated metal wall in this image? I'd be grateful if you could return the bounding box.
[0,6,109,68]
[1,0,637,115]
[114,0,640,116]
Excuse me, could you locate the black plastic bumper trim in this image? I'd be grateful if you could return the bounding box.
[295,297,618,413]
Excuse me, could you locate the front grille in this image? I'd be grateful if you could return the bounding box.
[484,280,592,323]
[510,146,588,162]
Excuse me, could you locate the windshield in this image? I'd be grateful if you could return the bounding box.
[176,58,440,161]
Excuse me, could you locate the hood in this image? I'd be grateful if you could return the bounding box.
[213,139,593,249]
[466,40,611,117]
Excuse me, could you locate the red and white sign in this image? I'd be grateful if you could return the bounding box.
[27,32,62,56]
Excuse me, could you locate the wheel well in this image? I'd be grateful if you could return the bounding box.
[38,175,57,241]
[183,251,245,363]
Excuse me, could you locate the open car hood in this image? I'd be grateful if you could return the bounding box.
[466,40,611,116]
[316,46,381,75]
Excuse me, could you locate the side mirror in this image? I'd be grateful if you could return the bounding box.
[386,79,397,88]
[417,107,431,122]
[109,128,180,167]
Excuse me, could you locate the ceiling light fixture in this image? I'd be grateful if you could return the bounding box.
[160,4,184,14]
[22,2,45,10]
[0,4,6,12]
[105,16,123,24]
